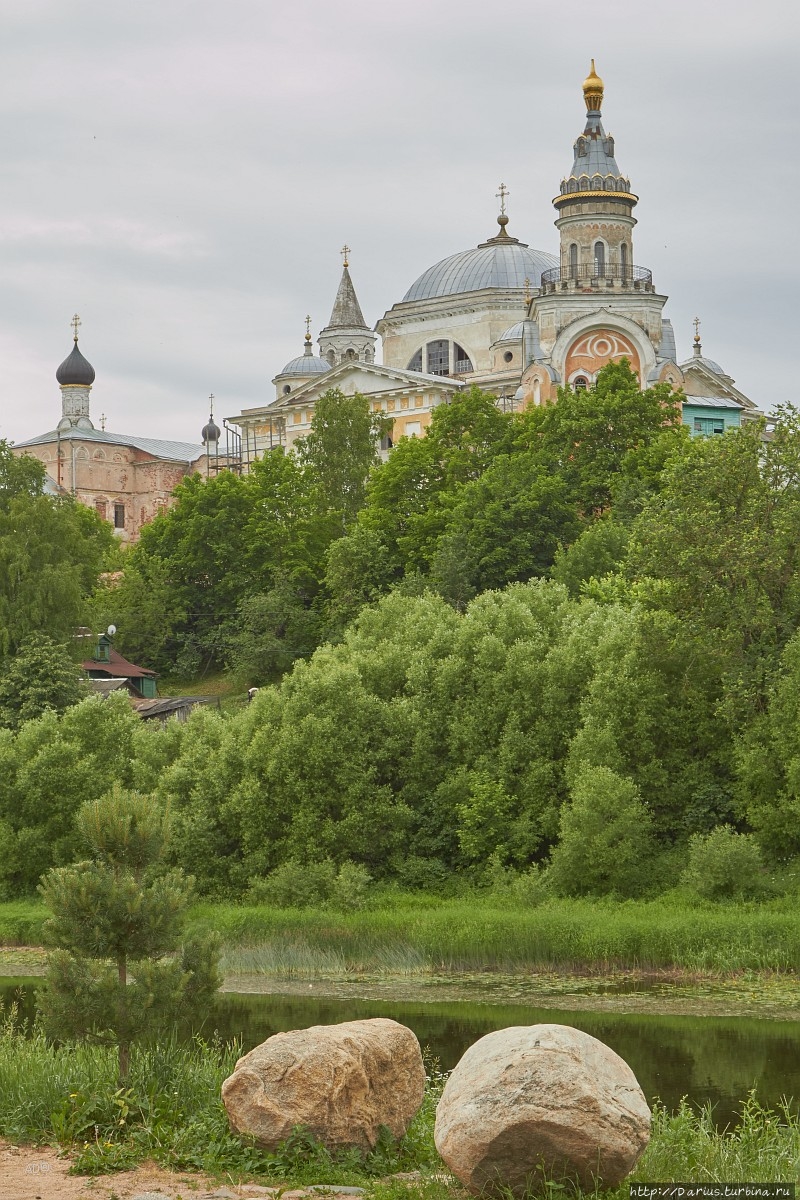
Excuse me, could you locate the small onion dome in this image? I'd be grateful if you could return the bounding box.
[56,340,96,386]
[202,414,221,443]
[583,58,604,111]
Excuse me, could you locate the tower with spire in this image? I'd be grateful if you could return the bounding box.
[552,61,639,279]
[318,246,376,367]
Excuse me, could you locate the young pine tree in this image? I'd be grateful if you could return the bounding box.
[38,785,221,1082]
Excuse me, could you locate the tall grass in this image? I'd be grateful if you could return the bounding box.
[4,895,800,974]
[198,896,800,975]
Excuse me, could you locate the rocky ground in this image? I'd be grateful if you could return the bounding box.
[0,1140,377,1200]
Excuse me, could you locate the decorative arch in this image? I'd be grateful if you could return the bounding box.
[550,311,656,386]
[565,329,640,381]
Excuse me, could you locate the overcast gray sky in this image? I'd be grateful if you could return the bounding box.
[0,0,796,445]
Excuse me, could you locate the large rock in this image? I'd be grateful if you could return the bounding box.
[222,1017,425,1152]
[434,1024,650,1195]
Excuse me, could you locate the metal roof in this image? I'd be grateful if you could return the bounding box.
[681,354,726,376]
[682,394,744,410]
[403,240,557,303]
[498,322,525,343]
[277,354,331,378]
[325,263,368,329]
[16,425,205,462]
[56,341,96,386]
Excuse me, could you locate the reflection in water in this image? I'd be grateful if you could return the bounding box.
[3,981,798,1127]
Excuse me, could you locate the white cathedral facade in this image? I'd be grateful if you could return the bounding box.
[228,62,760,461]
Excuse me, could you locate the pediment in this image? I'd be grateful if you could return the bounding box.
[276,360,460,407]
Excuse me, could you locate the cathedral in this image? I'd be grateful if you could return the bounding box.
[12,64,761,542]
[228,62,760,461]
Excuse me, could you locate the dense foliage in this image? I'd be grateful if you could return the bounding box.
[4,367,800,900]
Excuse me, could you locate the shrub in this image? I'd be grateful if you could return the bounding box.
[680,825,767,899]
[548,765,656,897]
[247,858,371,910]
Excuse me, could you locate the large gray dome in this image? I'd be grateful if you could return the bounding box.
[403,239,557,303]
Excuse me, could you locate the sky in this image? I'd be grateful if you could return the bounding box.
[0,0,796,445]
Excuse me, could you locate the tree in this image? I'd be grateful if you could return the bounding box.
[0,442,115,658]
[38,786,220,1082]
[297,389,390,532]
[0,633,86,730]
[548,765,656,897]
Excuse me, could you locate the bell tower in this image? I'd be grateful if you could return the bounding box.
[553,61,638,280]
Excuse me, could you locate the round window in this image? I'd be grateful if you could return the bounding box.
[503,351,513,363]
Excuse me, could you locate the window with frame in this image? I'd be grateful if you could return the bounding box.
[407,349,423,372]
[694,416,725,436]
[114,503,125,529]
[453,343,473,374]
[426,340,449,376]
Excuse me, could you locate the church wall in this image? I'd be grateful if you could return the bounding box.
[14,440,203,544]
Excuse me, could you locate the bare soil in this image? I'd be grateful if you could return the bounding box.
[0,1139,365,1200]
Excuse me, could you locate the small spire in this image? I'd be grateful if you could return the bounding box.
[340,243,351,268]
[209,392,215,416]
[303,315,314,356]
[71,313,81,343]
[582,58,604,112]
[305,314,312,343]
[494,183,511,238]
[693,317,702,356]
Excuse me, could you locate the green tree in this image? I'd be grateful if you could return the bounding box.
[548,765,656,897]
[0,634,86,730]
[0,442,114,657]
[38,786,220,1082]
[297,389,390,532]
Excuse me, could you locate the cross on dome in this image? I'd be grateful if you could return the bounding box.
[496,183,509,217]
[71,313,81,342]
[340,244,351,267]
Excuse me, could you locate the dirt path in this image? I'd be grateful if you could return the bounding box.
[0,1139,369,1200]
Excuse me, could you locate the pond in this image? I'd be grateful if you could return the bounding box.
[3,978,799,1127]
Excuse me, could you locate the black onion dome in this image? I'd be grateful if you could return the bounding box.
[56,341,96,386]
[202,415,221,443]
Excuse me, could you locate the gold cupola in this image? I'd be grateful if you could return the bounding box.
[583,59,604,112]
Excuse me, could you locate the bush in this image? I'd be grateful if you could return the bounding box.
[548,766,656,898]
[680,825,768,899]
[247,858,371,911]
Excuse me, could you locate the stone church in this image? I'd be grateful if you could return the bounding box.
[230,62,760,459]
[13,322,210,543]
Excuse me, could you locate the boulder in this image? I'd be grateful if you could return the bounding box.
[434,1024,650,1195]
[221,1017,425,1152]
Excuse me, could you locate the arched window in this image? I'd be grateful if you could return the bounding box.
[620,242,628,275]
[569,243,578,278]
[345,348,356,361]
[453,343,473,374]
[283,384,291,395]
[326,349,336,366]
[407,349,423,373]
[594,241,605,274]
[574,376,589,392]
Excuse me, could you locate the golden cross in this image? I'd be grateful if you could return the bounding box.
[209,393,215,416]
[693,316,701,342]
[71,313,81,341]
[340,244,350,267]
[100,413,106,431]
[496,183,509,216]
[305,314,312,339]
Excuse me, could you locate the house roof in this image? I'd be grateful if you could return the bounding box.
[81,648,157,679]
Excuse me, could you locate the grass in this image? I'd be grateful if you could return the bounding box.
[0,999,797,1190]
[193,894,800,976]
[4,894,800,976]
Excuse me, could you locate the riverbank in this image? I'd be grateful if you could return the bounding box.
[0,1022,798,1192]
[3,895,800,974]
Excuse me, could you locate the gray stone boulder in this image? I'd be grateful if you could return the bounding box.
[434,1024,650,1195]
[222,1017,425,1152]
